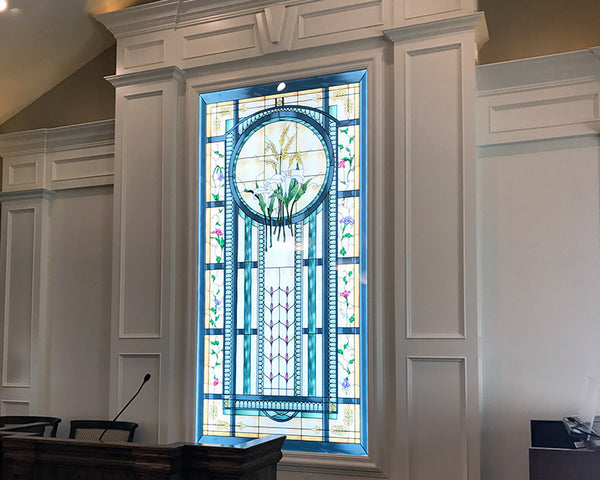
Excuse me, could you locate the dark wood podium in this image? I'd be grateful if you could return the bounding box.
[530,447,600,480]
[0,433,285,479]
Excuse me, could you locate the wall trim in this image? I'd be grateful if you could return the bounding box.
[476,48,600,146]
[384,12,487,48]
[106,66,186,89]
[0,121,115,192]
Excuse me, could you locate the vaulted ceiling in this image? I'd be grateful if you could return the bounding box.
[1,0,599,127]
[0,0,160,125]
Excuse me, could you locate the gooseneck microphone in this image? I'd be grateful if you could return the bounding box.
[99,373,151,442]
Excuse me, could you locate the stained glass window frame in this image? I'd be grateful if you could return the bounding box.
[196,70,368,455]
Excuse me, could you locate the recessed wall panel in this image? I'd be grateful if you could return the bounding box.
[298,1,382,39]
[124,40,165,69]
[0,400,29,416]
[406,45,464,338]
[8,162,38,187]
[489,94,599,133]
[118,354,160,443]
[182,21,257,59]
[121,93,162,338]
[51,154,114,182]
[3,209,35,386]
[407,357,466,480]
[404,0,461,19]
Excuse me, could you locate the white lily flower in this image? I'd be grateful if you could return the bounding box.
[254,180,277,197]
[269,165,305,197]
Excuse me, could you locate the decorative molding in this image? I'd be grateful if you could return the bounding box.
[279,451,386,477]
[476,49,600,145]
[96,0,180,39]
[0,189,55,202]
[264,4,286,43]
[0,121,115,192]
[384,11,487,48]
[477,48,600,96]
[106,66,186,89]
[0,130,46,157]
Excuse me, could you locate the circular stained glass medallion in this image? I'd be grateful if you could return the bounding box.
[231,118,331,225]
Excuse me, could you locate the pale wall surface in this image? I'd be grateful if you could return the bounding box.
[477,50,600,480]
[47,186,113,437]
[479,137,600,479]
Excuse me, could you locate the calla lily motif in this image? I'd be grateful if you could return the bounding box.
[243,121,315,248]
[268,165,305,198]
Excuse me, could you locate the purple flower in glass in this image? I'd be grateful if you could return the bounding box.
[214,298,221,307]
[217,172,224,182]
[340,216,354,226]
[342,378,350,389]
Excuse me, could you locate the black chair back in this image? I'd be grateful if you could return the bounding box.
[69,420,138,443]
[0,416,61,437]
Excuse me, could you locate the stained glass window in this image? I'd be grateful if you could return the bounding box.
[197,71,367,455]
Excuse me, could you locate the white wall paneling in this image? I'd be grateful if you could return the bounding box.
[107,67,185,443]
[118,354,161,443]
[96,1,488,478]
[0,400,29,416]
[407,357,467,480]
[477,49,600,480]
[386,12,484,480]
[0,120,115,192]
[98,0,388,73]
[395,0,478,28]
[0,122,115,432]
[477,48,600,146]
[0,190,52,412]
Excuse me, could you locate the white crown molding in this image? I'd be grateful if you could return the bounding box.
[0,120,115,193]
[96,0,180,39]
[477,47,600,96]
[0,129,46,157]
[98,0,313,39]
[383,11,487,47]
[106,66,186,88]
[0,120,115,157]
[46,120,115,152]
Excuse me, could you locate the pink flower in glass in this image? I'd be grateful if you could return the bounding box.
[340,290,350,298]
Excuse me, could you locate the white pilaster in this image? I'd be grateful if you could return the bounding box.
[385,12,486,480]
[107,66,186,444]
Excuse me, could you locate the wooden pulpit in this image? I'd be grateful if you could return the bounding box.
[0,433,285,479]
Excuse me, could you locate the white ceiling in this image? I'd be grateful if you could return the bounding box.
[0,0,119,125]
